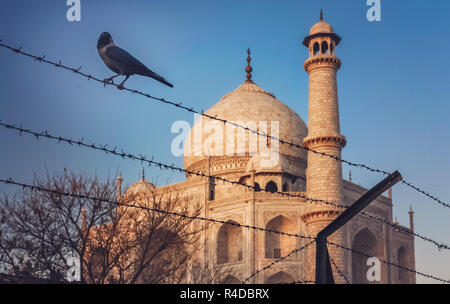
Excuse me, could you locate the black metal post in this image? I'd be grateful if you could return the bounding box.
[315,170,403,284]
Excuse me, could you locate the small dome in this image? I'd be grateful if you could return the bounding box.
[245,153,299,176]
[123,179,155,197]
[309,20,334,35]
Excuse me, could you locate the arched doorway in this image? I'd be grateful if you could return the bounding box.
[265,271,294,284]
[217,221,243,264]
[221,275,241,284]
[397,246,409,283]
[351,228,380,284]
[137,229,188,283]
[265,181,278,193]
[265,215,295,259]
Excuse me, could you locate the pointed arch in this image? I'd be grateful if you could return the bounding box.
[313,42,320,56]
[135,229,188,283]
[351,228,380,284]
[221,275,241,284]
[397,246,409,283]
[217,221,243,264]
[321,41,329,54]
[265,215,296,259]
[265,181,278,193]
[265,271,294,284]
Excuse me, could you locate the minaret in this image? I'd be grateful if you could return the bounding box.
[301,11,348,283]
[408,206,414,232]
[408,206,416,283]
[117,174,123,200]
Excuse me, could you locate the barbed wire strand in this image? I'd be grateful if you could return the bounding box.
[1,121,449,253]
[242,240,316,284]
[286,280,316,284]
[329,255,350,284]
[0,41,447,210]
[0,177,314,242]
[0,177,445,284]
[327,240,450,284]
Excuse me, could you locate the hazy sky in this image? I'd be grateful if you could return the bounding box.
[0,0,449,283]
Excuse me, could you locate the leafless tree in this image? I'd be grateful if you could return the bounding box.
[0,170,204,284]
[188,253,241,284]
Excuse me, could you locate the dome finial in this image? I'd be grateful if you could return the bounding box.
[320,9,323,21]
[141,168,145,181]
[245,48,253,83]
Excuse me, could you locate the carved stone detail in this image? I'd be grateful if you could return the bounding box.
[304,55,341,72]
[263,211,299,225]
[303,134,346,149]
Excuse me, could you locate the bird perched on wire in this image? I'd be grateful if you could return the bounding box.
[97,32,173,89]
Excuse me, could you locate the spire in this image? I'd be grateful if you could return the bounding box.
[245,48,253,83]
[117,174,123,199]
[141,168,145,181]
[394,217,399,225]
[409,206,414,232]
[349,170,352,182]
[320,9,323,21]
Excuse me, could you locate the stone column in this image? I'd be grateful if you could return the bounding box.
[301,17,348,283]
[249,169,256,283]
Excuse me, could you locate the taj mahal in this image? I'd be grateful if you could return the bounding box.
[117,12,415,284]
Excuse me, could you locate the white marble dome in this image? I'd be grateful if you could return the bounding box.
[123,179,155,198]
[184,80,308,170]
[309,20,334,35]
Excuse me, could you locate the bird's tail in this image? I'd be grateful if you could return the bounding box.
[144,69,174,88]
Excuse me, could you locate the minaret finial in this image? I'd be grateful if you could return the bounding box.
[142,168,145,181]
[245,48,253,82]
[409,206,414,232]
[320,9,323,21]
[117,174,123,199]
[349,170,352,182]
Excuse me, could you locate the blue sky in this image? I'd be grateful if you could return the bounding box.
[0,0,449,283]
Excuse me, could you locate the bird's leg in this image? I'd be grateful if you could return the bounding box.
[117,75,130,90]
[103,74,120,86]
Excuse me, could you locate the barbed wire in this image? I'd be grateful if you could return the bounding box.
[242,240,316,284]
[284,280,316,284]
[0,177,446,284]
[0,177,314,242]
[0,41,447,210]
[327,240,450,284]
[1,120,449,253]
[329,255,350,284]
